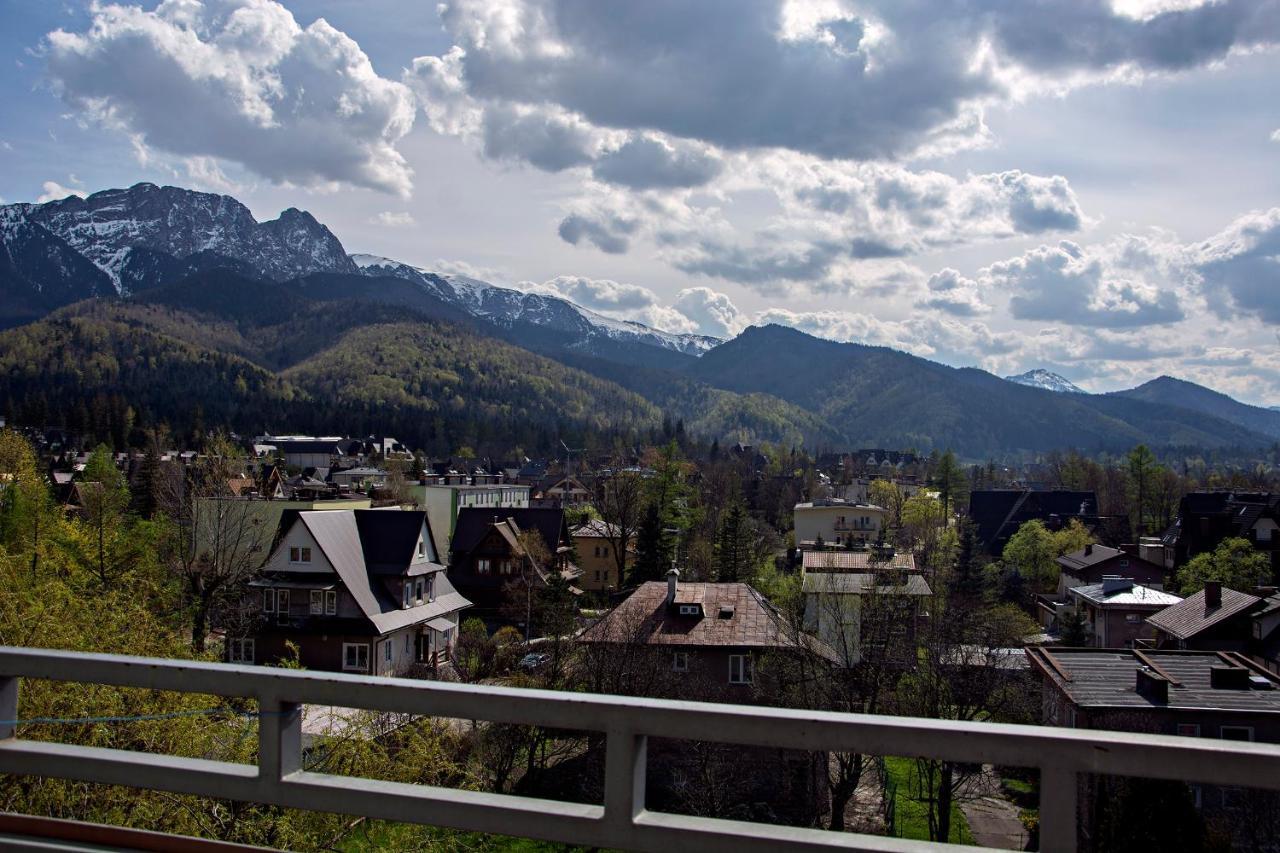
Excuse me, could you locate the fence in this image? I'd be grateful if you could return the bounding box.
[3,646,1280,852]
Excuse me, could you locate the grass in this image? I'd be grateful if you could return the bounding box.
[883,756,977,845]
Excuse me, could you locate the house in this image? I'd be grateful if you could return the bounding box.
[968,489,1127,556]
[800,549,918,573]
[576,570,831,825]
[236,509,470,676]
[328,467,388,490]
[275,439,346,470]
[1162,492,1280,575]
[793,499,887,548]
[412,483,531,555]
[534,476,591,508]
[571,518,629,593]
[448,507,578,628]
[1067,578,1182,648]
[801,571,931,666]
[1055,543,1166,596]
[1148,582,1264,654]
[1027,646,1280,849]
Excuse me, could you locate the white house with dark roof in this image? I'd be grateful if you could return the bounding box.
[236,508,470,676]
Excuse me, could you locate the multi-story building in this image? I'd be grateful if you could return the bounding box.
[793,499,887,548]
[1067,578,1182,648]
[235,508,469,675]
[410,482,531,554]
[571,518,628,593]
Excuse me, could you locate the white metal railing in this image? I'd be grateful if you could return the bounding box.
[2,646,1280,853]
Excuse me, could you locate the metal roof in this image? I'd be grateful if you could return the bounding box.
[1146,587,1262,640]
[1070,582,1182,608]
[801,573,932,596]
[1028,648,1280,712]
[801,550,917,571]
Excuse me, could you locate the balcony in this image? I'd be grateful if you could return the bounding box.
[3,645,1280,852]
[833,520,876,532]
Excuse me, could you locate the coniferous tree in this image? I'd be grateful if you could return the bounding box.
[630,503,669,585]
[715,500,753,582]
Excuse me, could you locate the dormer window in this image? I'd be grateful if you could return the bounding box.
[417,538,426,558]
[678,604,701,616]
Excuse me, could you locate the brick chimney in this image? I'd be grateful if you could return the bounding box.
[1084,543,1093,556]
[1135,667,1169,704]
[1205,580,1222,609]
[666,567,680,605]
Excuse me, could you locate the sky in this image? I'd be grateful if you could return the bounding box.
[2,0,1280,403]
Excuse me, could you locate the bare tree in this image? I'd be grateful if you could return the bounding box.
[593,466,645,585]
[159,435,274,652]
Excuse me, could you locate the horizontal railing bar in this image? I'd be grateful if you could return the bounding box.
[3,646,1280,789]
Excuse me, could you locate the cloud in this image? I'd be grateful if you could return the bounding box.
[526,274,701,334]
[592,135,723,190]
[983,237,1186,327]
[481,104,597,172]
[36,180,85,202]
[370,211,416,227]
[427,0,1280,164]
[1192,208,1280,324]
[557,212,636,254]
[46,0,417,195]
[753,309,1019,364]
[921,268,989,316]
[672,287,744,337]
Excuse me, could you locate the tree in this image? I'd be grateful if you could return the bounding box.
[0,429,57,579]
[933,450,965,520]
[159,435,274,651]
[1127,444,1159,536]
[1059,608,1090,646]
[630,503,670,585]
[77,444,136,586]
[1001,519,1091,594]
[868,479,905,528]
[1177,538,1271,596]
[714,500,753,582]
[594,467,645,585]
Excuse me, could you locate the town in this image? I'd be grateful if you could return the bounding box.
[3,421,1279,850]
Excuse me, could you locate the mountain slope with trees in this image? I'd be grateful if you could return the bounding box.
[1111,375,1280,440]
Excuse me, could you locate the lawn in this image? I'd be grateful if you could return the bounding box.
[883,756,977,844]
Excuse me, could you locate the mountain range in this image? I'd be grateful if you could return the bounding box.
[2,182,1278,457]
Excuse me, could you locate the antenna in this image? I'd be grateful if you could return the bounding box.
[560,439,585,479]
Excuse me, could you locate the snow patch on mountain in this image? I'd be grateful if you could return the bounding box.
[1005,369,1086,394]
[352,253,720,356]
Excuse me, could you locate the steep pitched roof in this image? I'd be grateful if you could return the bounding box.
[354,509,437,572]
[451,507,568,555]
[1146,587,1262,640]
[296,510,464,634]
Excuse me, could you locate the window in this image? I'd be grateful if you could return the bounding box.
[262,589,276,613]
[1220,726,1254,742]
[1189,785,1202,808]
[477,558,491,575]
[593,546,601,557]
[403,582,412,609]
[342,643,369,672]
[603,570,609,583]
[384,641,393,663]
[729,654,753,684]
[415,578,424,603]
[228,638,254,663]
[603,547,609,558]
[672,652,688,672]
[325,590,337,615]
[678,604,700,616]
[405,634,412,653]
[275,590,290,624]
[500,559,515,576]
[1119,559,1130,568]
[310,590,323,615]
[425,575,435,602]
[1176,723,1201,737]
[417,538,426,557]
[1125,613,1141,623]
[289,546,312,564]
[593,570,600,582]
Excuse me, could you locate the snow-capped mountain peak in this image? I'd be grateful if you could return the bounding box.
[353,253,720,357]
[1005,369,1086,394]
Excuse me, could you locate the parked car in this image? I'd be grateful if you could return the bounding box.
[518,652,551,671]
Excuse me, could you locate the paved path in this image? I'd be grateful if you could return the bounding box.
[959,767,1028,850]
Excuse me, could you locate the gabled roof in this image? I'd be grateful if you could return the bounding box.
[292,510,464,634]
[1070,582,1181,608]
[452,507,568,555]
[354,509,438,572]
[571,518,624,539]
[1057,544,1126,571]
[1146,587,1263,640]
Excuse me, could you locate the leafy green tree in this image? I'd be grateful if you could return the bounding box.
[78,444,136,586]
[1001,519,1092,594]
[1177,538,1271,595]
[933,449,965,520]
[0,429,57,579]
[868,478,905,528]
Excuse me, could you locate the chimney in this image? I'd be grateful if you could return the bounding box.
[1119,543,1139,556]
[666,567,680,605]
[1102,575,1134,595]
[1210,665,1251,690]
[1205,581,1222,609]
[1084,544,1093,556]
[1135,667,1169,704]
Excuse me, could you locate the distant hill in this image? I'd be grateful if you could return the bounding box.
[1110,375,1280,440]
[681,325,1274,454]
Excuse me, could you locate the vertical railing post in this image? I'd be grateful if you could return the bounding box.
[0,676,17,741]
[258,697,302,787]
[1040,765,1079,853]
[603,728,647,832]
